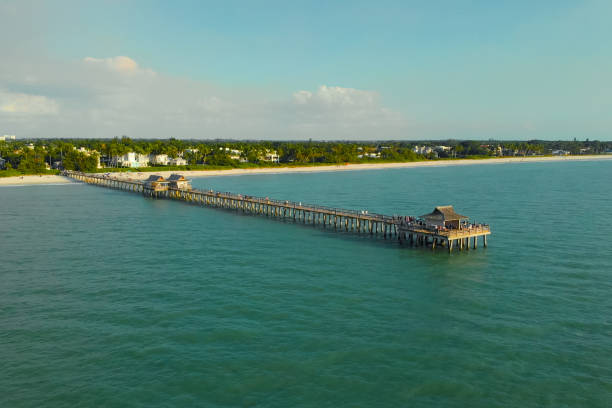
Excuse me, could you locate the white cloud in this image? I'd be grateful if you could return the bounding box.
[0,55,406,139]
[83,56,155,76]
[288,85,406,137]
[294,85,377,108]
[0,91,59,114]
[293,90,313,105]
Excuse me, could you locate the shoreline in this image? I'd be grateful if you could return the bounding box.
[0,174,77,186]
[1,155,611,186]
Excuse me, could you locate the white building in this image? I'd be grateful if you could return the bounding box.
[168,157,188,166]
[412,145,434,155]
[261,150,280,163]
[357,152,381,159]
[0,135,16,141]
[113,152,150,168]
[220,147,244,161]
[150,154,169,166]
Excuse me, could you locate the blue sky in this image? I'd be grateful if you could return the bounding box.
[1,0,610,139]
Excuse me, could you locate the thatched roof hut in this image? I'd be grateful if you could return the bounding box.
[145,175,166,182]
[167,174,191,190]
[421,206,468,229]
[144,175,168,191]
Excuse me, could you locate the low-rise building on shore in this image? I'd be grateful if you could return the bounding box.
[150,154,169,165]
[168,157,188,166]
[112,152,150,168]
[261,150,280,163]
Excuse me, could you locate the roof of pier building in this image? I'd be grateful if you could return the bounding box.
[421,206,468,221]
[145,175,166,182]
[167,174,192,190]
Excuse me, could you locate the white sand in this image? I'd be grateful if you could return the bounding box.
[0,174,74,186]
[1,155,611,185]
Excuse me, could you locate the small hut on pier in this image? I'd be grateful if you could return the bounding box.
[144,175,168,192]
[421,206,468,229]
[168,174,191,190]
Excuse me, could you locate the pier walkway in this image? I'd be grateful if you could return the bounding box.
[65,171,490,252]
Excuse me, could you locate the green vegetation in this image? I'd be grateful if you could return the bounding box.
[61,150,100,172]
[1,137,610,176]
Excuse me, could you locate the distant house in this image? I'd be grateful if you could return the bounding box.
[0,135,16,142]
[421,206,469,229]
[220,147,244,161]
[144,175,168,191]
[358,152,380,159]
[552,150,570,156]
[412,145,434,155]
[150,154,169,166]
[168,157,188,166]
[167,174,191,190]
[148,155,187,166]
[113,152,150,167]
[261,150,280,163]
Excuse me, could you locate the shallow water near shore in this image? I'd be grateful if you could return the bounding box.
[1,161,611,407]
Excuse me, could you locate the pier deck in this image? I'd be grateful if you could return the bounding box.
[65,171,490,252]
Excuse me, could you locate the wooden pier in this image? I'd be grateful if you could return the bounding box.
[64,171,490,252]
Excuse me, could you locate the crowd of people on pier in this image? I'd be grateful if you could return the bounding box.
[393,215,489,233]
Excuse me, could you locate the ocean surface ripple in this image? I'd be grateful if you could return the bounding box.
[1,161,611,407]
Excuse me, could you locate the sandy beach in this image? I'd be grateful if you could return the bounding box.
[0,174,76,186]
[1,155,611,186]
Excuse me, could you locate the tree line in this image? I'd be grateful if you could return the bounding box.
[1,137,611,174]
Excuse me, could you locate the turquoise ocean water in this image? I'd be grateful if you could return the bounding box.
[1,161,611,407]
